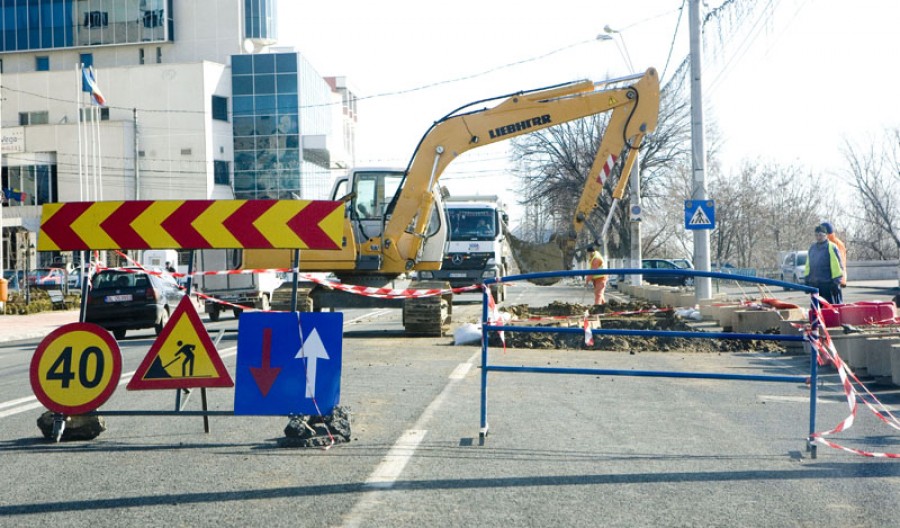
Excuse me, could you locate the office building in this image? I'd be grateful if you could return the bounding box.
[0,0,356,273]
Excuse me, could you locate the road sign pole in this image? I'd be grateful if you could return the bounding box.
[290,249,300,312]
[690,0,712,301]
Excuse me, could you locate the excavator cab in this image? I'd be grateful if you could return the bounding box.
[330,168,448,273]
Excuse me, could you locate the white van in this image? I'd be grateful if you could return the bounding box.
[780,250,808,288]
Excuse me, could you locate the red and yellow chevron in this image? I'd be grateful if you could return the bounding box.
[38,200,344,251]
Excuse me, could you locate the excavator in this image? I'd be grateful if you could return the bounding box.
[243,68,660,335]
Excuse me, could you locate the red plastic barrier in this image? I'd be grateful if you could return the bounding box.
[810,305,842,327]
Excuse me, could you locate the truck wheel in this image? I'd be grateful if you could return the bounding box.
[233,307,243,319]
[208,305,220,322]
[112,328,126,340]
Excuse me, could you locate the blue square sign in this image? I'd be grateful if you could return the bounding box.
[234,311,343,416]
[684,200,716,230]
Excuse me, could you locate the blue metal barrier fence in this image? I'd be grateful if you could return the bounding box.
[480,268,822,457]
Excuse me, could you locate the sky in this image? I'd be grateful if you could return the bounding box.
[276,0,900,225]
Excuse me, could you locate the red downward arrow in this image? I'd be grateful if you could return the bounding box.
[41,202,92,250]
[287,201,342,250]
[160,200,214,248]
[223,201,273,248]
[101,201,152,248]
[249,328,281,397]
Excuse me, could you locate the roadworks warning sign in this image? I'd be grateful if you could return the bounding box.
[127,296,234,390]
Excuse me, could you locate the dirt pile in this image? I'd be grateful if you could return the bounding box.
[491,300,785,353]
[506,233,568,285]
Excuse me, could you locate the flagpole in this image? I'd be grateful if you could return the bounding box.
[76,64,83,201]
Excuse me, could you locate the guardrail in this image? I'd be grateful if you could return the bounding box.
[481,268,823,457]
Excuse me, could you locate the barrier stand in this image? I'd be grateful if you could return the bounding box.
[481,268,821,457]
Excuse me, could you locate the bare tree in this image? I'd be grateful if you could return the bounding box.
[841,132,900,264]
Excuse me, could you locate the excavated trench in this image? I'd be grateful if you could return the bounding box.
[489,299,785,353]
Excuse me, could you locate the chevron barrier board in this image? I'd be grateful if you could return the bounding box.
[38,199,344,251]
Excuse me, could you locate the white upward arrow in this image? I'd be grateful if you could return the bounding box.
[294,328,330,398]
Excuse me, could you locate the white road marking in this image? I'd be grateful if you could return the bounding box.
[449,362,473,380]
[758,394,838,404]
[346,310,393,324]
[341,351,479,527]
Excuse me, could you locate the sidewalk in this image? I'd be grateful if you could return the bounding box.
[0,309,81,344]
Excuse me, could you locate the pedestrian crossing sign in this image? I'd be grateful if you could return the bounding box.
[127,296,234,390]
[684,200,716,230]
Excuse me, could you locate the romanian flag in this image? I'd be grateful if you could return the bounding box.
[2,188,27,202]
[81,66,107,107]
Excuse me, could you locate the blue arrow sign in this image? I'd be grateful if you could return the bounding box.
[234,311,343,416]
[684,200,716,230]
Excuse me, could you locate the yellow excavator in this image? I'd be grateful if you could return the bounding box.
[244,68,660,334]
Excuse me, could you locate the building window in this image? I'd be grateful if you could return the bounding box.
[79,108,110,122]
[80,53,93,68]
[156,47,162,64]
[212,96,229,121]
[36,56,49,71]
[84,11,109,28]
[139,49,145,64]
[214,161,230,185]
[19,112,49,126]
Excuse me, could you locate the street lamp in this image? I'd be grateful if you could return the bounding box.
[602,25,635,72]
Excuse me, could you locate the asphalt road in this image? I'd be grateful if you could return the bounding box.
[1,281,900,527]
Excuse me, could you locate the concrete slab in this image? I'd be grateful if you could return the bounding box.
[862,336,900,378]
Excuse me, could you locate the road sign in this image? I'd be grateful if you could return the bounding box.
[684,200,716,230]
[38,199,345,251]
[234,311,343,416]
[30,323,122,415]
[127,296,234,390]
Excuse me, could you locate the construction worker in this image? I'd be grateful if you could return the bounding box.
[804,225,844,305]
[820,221,847,287]
[585,245,607,305]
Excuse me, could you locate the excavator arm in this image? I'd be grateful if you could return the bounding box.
[381,68,659,273]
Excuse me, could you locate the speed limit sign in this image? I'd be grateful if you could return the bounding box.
[30,323,122,415]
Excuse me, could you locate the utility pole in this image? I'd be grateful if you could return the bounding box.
[689,0,712,300]
[629,152,642,285]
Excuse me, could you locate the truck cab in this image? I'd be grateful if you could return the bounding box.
[420,196,508,301]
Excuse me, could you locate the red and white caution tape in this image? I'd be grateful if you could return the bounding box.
[806,294,900,457]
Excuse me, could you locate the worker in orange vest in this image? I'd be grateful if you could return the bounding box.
[585,245,607,305]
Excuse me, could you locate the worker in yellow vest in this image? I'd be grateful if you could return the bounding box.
[821,222,847,287]
[804,225,844,304]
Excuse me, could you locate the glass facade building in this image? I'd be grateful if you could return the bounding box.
[231,52,331,200]
[0,0,172,53]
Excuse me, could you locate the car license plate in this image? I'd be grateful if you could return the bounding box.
[449,272,467,278]
[105,294,133,303]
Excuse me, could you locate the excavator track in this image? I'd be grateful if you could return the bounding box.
[402,295,451,336]
[270,286,313,312]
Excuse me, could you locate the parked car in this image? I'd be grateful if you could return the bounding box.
[780,251,808,289]
[671,259,694,270]
[67,262,105,289]
[641,259,694,287]
[27,268,67,288]
[85,268,185,340]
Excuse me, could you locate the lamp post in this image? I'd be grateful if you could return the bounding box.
[599,26,641,283]
[603,25,635,72]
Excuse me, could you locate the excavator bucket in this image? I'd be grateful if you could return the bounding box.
[506,233,573,285]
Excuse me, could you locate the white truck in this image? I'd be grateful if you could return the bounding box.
[419,195,509,301]
[195,248,283,321]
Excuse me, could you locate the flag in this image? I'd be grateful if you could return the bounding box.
[81,66,107,107]
[2,188,27,202]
